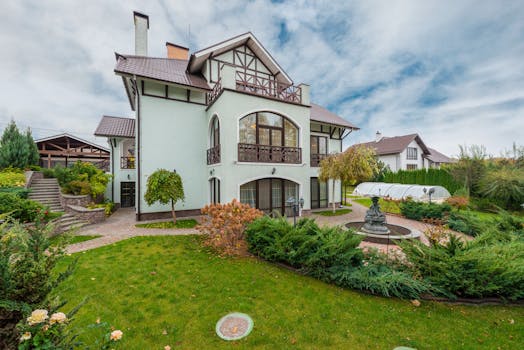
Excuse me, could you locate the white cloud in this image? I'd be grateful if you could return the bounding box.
[0,0,522,156]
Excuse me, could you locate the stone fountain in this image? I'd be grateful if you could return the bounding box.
[346,196,421,244]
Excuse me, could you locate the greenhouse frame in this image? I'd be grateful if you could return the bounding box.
[353,182,451,202]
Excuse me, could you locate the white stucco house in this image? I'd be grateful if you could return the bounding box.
[95,11,359,220]
[356,132,453,172]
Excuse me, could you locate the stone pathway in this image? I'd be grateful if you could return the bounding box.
[67,200,465,254]
[66,208,199,253]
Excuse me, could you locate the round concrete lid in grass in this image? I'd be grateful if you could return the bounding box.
[394,347,417,350]
[215,312,254,341]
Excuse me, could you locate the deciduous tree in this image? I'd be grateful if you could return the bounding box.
[144,169,184,223]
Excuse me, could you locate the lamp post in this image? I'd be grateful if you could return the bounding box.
[286,197,304,226]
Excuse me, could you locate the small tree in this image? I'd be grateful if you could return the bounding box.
[144,169,184,223]
[448,144,487,196]
[319,145,377,213]
[0,120,39,169]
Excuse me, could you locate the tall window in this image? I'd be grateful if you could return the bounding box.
[406,147,418,160]
[209,178,220,204]
[207,116,220,164]
[311,177,328,209]
[310,136,327,154]
[240,178,299,216]
[239,112,299,147]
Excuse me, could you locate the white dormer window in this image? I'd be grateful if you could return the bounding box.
[407,147,418,160]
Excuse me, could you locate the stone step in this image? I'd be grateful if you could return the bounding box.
[59,221,89,231]
[29,187,60,191]
[28,194,60,199]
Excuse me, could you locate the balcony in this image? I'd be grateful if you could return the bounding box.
[235,71,302,104]
[310,153,328,167]
[121,156,135,169]
[207,144,221,165]
[238,143,301,164]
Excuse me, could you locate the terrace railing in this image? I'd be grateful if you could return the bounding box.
[207,144,221,165]
[121,156,135,169]
[238,143,301,164]
[235,71,302,104]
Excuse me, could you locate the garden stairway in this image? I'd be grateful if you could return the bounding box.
[28,178,89,232]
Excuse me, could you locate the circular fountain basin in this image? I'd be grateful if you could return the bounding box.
[345,222,421,245]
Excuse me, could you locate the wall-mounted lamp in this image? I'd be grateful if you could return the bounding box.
[127,174,130,180]
[209,169,215,176]
[271,167,276,175]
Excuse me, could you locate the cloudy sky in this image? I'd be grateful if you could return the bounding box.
[1,0,523,156]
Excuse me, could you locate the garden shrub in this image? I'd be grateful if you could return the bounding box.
[382,168,460,193]
[64,180,91,196]
[0,187,30,199]
[447,211,485,236]
[51,162,111,199]
[445,196,469,210]
[0,215,75,348]
[0,169,25,188]
[479,168,524,210]
[400,232,524,300]
[400,200,452,221]
[199,199,263,256]
[245,216,429,298]
[0,193,45,222]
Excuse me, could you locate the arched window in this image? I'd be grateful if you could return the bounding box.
[207,116,220,164]
[238,112,300,163]
[239,112,298,147]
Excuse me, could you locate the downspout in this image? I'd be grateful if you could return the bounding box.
[133,75,141,221]
[110,139,115,202]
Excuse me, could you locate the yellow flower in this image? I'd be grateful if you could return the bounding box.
[110,330,123,341]
[164,346,171,350]
[20,332,31,341]
[49,312,67,324]
[27,309,48,326]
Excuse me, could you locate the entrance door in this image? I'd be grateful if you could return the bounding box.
[121,182,135,208]
[311,177,328,209]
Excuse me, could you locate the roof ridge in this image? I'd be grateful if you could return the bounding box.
[121,54,189,62]
[102,115,135,120]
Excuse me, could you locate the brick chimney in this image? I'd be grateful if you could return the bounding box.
[376,131,383,142]
[166,42,189,60]
[133,11,149,56]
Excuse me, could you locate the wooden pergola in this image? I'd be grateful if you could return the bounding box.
[36,133,110,170]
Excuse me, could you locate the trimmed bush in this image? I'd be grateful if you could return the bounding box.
[0,169,25,188]
[245,216,429,298]
[383,168,460,193]
[400,200,452,221]
[0,187,30,199]
[447,211,485,236]
[401,233,524,300]
[0,193,44,222]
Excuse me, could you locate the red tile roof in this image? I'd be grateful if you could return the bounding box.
[114,54,211,90]
[310,104,359,130]
[356,134,430,155]
[95,116,135,138]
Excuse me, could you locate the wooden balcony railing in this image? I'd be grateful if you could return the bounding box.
[206,77,222,105]
[310,153,328,167]
[121,156,135,169]
[238,143,301,164]
[207,144,221,165]
[235,71,302,104]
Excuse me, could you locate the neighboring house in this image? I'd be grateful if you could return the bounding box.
[36,133,110,170]
[94,12,359,219]
[356,132,452,172]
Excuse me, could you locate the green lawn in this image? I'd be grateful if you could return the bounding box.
[315,208,352,216]
[52,236,523,349]
[49,234,101,246]
[353,198,402,214]
[135,219,198,229]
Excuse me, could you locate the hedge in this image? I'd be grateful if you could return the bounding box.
[382,168,460,194]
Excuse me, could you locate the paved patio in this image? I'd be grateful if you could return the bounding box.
[67,200,456,254]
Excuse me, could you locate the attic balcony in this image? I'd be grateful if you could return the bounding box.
[207,65,310,106]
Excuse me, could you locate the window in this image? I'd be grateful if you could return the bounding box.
[310,136,327,154]
[239,112,298,147]
[207,116,220,165]
[406,164,418,170]
[121,139,135,169]
[240,178,299,216]
[311,177,328,209]
[209,178,220,204]
[407,147,418,160]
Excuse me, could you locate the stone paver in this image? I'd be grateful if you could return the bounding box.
[67,199,466,254]
[66,208,199,253]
